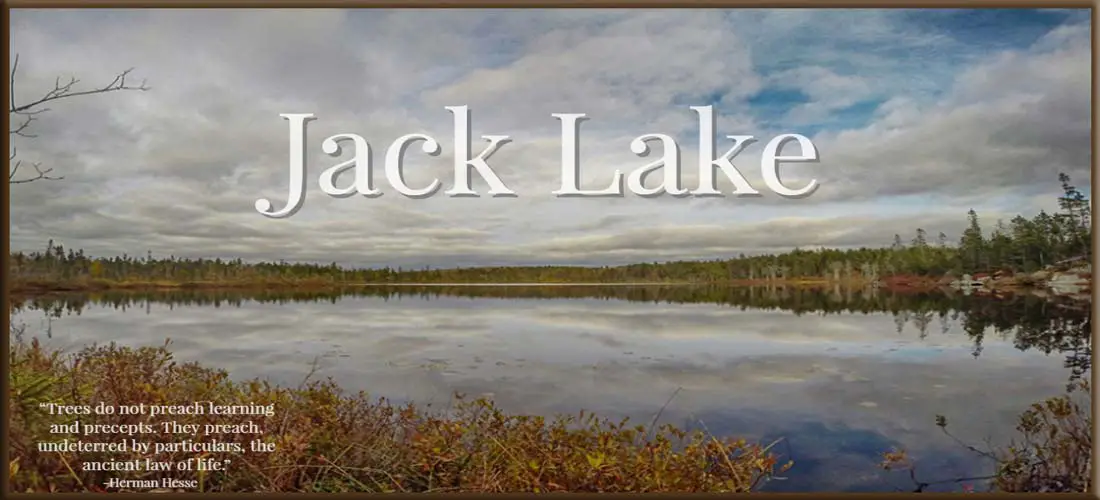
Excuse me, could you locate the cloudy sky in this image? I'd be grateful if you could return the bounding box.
[8,8,1092,268]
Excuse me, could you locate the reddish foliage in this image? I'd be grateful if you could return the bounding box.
[879,274,942,292]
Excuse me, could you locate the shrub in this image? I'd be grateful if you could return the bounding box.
[9,338,790,493]
[880,380,1091,493]
[995,380,1091,492]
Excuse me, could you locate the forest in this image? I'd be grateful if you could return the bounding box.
[7,173,1092,292]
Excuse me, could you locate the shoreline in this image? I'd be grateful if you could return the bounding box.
[4,277,1066,294]
[10,277,880,296]
[9,270,1091,304]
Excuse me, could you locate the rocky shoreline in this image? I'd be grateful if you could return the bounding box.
[946,258,1092,302]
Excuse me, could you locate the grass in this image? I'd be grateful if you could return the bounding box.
[8,337,791,493]
[9,335,1090,493]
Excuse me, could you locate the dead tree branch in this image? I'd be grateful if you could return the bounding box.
[8,146,59,184]
[9,53,149,184]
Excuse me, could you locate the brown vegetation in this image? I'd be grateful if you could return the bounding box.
[9,337,790,493]
[881,381,1091,493]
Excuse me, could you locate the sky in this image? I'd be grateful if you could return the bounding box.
[7,8,1093,269]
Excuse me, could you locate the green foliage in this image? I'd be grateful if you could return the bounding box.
[8,338,789,493]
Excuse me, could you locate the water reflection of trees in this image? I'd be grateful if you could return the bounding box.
[959,295,1089,388]
[11,285,1090,384]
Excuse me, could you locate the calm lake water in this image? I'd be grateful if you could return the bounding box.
[10,285,1092,492]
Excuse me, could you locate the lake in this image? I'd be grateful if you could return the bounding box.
[9,285,1091,492]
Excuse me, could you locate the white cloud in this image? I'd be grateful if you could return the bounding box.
[8,9,1091,267]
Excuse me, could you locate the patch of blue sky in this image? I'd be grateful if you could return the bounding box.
[797,99,887,137]
[739,91,885,137]
[663,89,744,142]
[671,89,731,108]
[747,88,810,123]
[735,9,1083,136]
[899,9,1085,52]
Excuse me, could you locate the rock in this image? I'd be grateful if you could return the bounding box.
[1067,265,1092,276]
[1030,270,1052,281]
[948,275,984,290]
[1048,269,1091,296]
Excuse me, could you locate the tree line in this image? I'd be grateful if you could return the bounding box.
[8,173,1091,289]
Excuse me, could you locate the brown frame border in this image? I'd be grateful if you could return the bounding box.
[2,3,1097,498]
[0,0,1095,7]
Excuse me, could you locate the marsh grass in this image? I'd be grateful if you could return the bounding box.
[8,337,791,493]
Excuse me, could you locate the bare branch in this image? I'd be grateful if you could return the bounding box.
[9,53,148,184]
[9,159,61,184]
[11,111,39,138]
[10,53,18,113]
[11,67,149,115]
